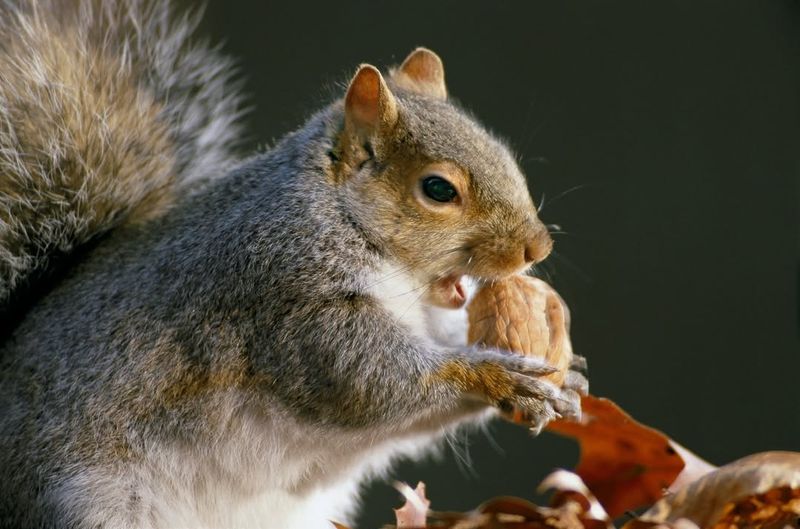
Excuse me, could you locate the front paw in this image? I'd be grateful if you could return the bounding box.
[434,350,573,434]
[552,358,589,420]
[548,353,589,419]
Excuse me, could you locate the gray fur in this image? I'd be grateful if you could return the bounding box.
[0,3,583,528]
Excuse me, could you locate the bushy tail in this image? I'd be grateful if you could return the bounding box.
[0,0,245,313]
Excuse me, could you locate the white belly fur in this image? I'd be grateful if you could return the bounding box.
[62,412,484,529]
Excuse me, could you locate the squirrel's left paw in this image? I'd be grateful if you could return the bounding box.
[552,358,589,422]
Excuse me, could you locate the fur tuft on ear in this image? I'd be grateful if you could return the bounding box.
[345,65,398,136]
[391,48,447,100]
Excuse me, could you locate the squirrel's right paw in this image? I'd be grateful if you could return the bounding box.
[433,350,569,434]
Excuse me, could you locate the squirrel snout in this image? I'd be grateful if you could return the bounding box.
[523,230,553,265]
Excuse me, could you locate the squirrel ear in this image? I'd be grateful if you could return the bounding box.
[392,48,447,100]
[344,65,398,137]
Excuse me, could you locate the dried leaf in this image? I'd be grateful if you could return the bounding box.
[666,442,717,494]
[546,395,711,516]
[395,482,431,528]
[538,469,610,522]
[468,275,572,386]
[638,451,800,528]
[427,499,592,529]
[478,496,546,518]
[711,486,800,529]
[413,481,614,529]
[623,518,700,529]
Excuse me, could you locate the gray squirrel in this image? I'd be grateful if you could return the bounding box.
[0,1,587,528]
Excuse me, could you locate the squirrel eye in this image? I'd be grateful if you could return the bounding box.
[421,175,458,203]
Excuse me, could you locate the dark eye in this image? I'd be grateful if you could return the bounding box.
[421,175,458,203]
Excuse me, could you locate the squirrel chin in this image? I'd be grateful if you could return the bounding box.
[427,274,468,309]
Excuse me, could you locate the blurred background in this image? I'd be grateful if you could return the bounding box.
[199,1,798,526]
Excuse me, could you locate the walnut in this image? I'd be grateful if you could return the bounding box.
[467,276,572,386]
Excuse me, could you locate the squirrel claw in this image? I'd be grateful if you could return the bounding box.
[569,354,588,373]
[563,369,589,396]
[552,387,582,421]
[513,396,558,435]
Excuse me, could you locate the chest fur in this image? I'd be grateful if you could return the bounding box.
[366,261,471,347]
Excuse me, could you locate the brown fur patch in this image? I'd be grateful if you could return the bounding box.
[426,359,517,404]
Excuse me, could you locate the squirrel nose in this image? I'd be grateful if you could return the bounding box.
[524,232,553,265]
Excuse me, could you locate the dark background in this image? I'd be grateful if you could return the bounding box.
[199,2,799,526]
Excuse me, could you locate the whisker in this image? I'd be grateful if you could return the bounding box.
[387,279,434,300]
[528,263,554,283]
[363,262,415,289]
[445,431,478,479]
[398,286,429,321]
[550,250,591,283]
[538,183,591,212]
[481,423,506,456]
[363,246,465,289]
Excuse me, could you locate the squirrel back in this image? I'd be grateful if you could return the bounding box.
[0,0,245,322]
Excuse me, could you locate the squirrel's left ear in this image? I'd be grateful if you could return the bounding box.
[333,65,398,182]
[344,65,398,139]
[391,48,447,100]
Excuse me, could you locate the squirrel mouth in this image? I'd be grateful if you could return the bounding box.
[428,274,467,309]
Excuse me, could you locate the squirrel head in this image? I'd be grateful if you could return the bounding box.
[331,48,552,309]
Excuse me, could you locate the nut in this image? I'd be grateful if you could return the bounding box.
[467,275,572,386]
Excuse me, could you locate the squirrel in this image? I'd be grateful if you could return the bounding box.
[0,1,587,528]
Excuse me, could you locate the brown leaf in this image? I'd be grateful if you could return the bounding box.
[538,469,610,522]
[426,499,597,529]
[638,451,800,528]
[665,442,717,494]
[467,275,572,386]
[711,486,800,529]
[413,482,613,529]
[395,481,431,528]
[546,395,707,516]
[389,488,613,529]
[622,518,700,529]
